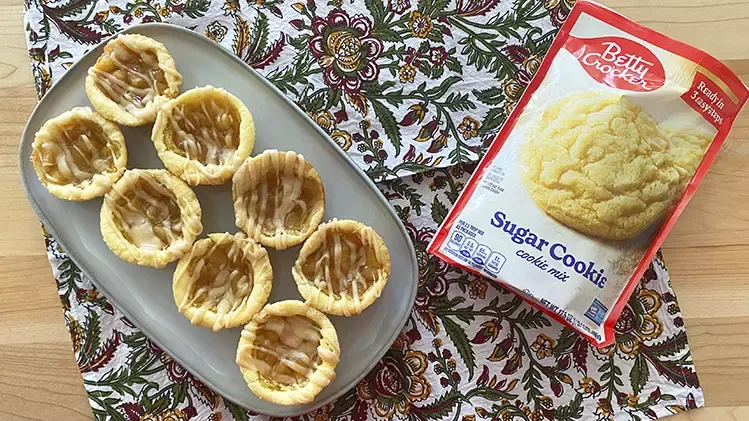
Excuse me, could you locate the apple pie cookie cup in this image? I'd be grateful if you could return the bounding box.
[100,169,203,268]
[236,300,340,406]
[85,34,182,126]
[152,86,255,185]
[173,232,272,331]
[232,150,325,250]
[31,107,127,201]
[293,219,391,316]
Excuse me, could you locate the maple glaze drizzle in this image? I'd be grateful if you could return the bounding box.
[164,94,240,166]
[235,151,314,249]
[90,35,177,112]
[36,112,118,186]
[177,233,268,331]
[302,222,386,315]
[237,315,336,386]
[106,173,183,250]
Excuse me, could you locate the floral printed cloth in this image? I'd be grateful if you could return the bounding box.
[24,0,705,419]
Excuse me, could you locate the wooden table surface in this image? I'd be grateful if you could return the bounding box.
[2,0,749,419]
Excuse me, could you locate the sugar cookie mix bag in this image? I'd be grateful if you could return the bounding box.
[428,0,748,346]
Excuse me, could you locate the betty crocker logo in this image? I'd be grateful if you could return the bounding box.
[564,35,666,92]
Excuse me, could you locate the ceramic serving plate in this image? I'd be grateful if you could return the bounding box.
[19,23,418,417]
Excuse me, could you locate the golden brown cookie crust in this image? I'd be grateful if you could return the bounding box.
[31,107,127,201]
[173,232,272,331]
[293,219,391,316]
[152,86,255,185]
[232,150,325,250]
[519,92,682,240]
[100,169,202,268]
[664,126,712,186]
[85,34,181,126]
[236,300,340,406]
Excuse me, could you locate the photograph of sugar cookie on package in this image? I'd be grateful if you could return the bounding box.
[428,0,748,346]
[518,91,710,240]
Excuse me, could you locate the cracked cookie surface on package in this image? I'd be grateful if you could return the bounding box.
[520,91,682,240]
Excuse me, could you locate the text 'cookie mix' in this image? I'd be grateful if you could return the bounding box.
[428,0,749,346]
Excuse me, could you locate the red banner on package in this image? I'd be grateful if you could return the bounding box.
[681,72,738,130]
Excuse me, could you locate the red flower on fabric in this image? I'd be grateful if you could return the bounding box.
[358,348,431,417]
[502,44,529,63]
[389,0,410,14]
[308,10,383,94]
[404,46,422,66]
[544,0,574,27]
[374,356,406,397]
[146,338,164,357]
[165,358,189,383]
[429,46,448,66]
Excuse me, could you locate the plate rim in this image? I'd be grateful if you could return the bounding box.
[18,22,419,417]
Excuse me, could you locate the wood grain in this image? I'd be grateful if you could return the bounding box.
[1,0,749,420]
[0,344,95,421]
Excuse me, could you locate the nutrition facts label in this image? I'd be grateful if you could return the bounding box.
[446,228,507,276]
